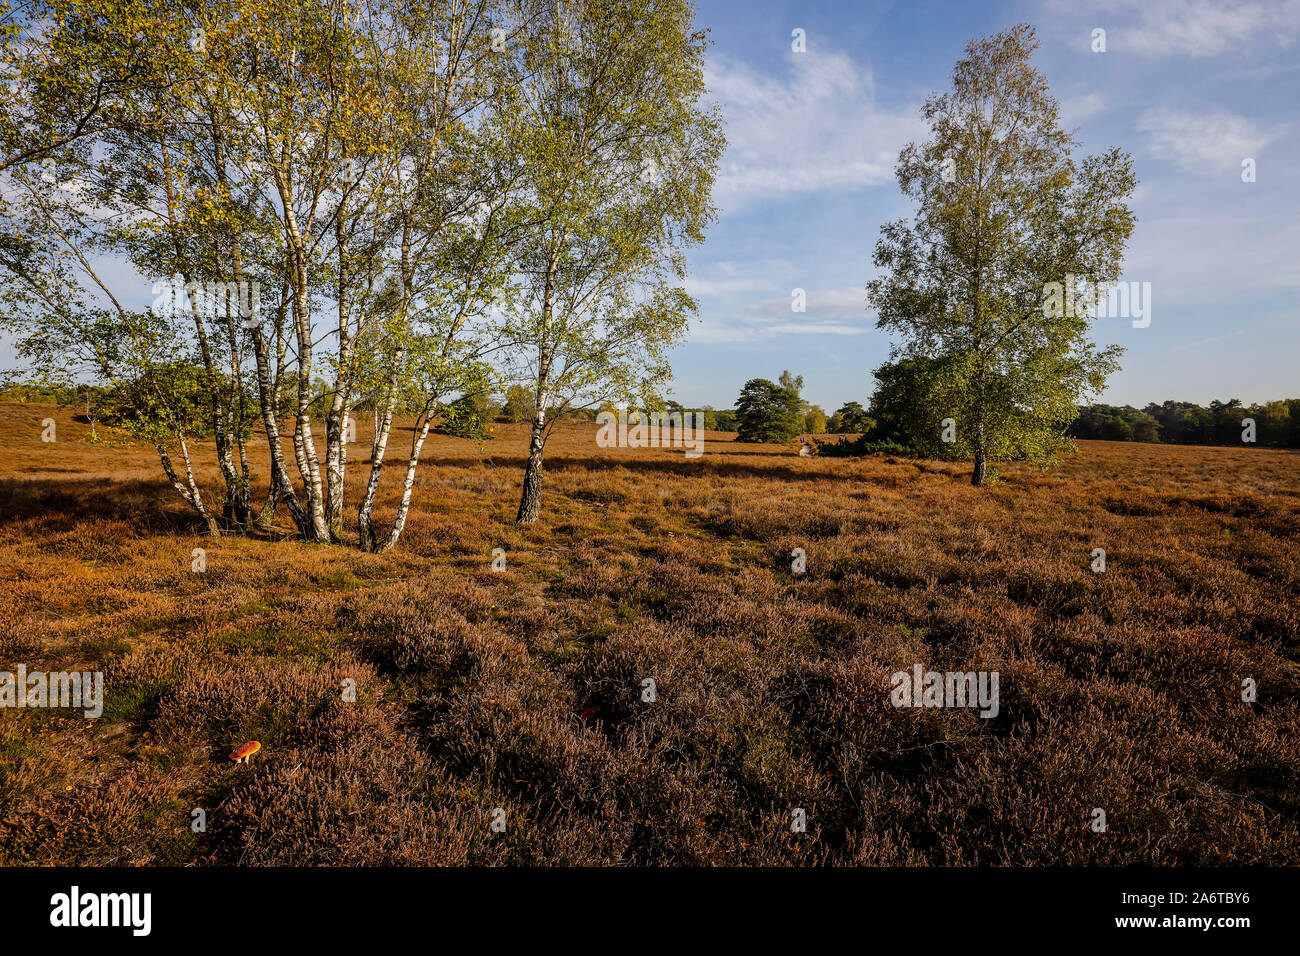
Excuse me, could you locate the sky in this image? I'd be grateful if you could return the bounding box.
[4,0,1296,414]
[669,0,1300,413]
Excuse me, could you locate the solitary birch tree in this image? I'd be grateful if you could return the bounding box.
[867,24,1136,485]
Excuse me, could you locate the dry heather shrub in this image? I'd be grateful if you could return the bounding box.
[346,581,638,860]
[145,648,380,753]
[566,471,634,504]
[349,580,503,674]
[913,708,1299,865]
[2,763,200,865]
[210,703,483,865]
[3,406,1299,864]
[563,621,832,864]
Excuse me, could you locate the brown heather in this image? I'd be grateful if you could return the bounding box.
[0,401,1297,865]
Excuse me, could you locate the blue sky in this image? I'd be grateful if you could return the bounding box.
[670,0,1300,413]
[5,1,1295,413]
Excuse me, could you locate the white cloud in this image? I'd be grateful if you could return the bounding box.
[1060,92,1106,127]
[683,272,771,299]
[1053,0,1300,57]
[1122,213,1300,305]
[742,286,868,321]
[765,322,868,335]
[705,51,924,209]
[688,317,871,345]
[1136,107,1279,173]
[1172,328,1248,351]
[687,285,874,344]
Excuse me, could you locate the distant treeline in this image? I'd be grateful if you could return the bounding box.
[1069,399,1299,448]
[0,380,726,435]
[6,382,1296,450]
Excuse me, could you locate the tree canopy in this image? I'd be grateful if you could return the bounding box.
[867,23,1137,485]
[735,378,803,444]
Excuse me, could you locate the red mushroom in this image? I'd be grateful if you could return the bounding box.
[230,741,261,763]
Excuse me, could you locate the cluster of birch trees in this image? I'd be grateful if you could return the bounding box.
[1,0,723,547]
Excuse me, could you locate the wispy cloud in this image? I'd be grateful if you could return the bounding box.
[1051,0,1300,57]
[1173,328,1248,351]
[742,286,868,321]
[1136,107,1279,173]
[689,317,871,345]
[705,50,924,210]
[1060,92,1106,127]
[683,271,771,299]
[687,285,873,344]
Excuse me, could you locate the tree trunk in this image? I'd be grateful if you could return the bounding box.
[250,322,312,537]
[971,415,987,487]
[515,414,546,524]
[157,440,220,537]
[324,407,347,541]
[517,257,557,526]
[273,166,329,542]
[214,113,254,532]
[292,369,330,541]
[375,414,434,553]
[255,481,279,530]
[325,204,353,542]
[358,383,400,552]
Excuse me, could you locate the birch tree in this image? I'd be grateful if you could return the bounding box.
[0,2,241,533]
[2,0,514,550]
[867,24,1136,485]
[499,0,723,523]
[349,0,524,552]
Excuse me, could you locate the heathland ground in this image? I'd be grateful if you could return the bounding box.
[1,402,1297,864]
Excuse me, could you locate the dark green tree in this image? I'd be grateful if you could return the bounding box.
[829,400,873,433]
[867,356,966,458]
[735,378,803,443]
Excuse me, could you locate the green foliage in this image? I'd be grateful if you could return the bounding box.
[0,0,170,177]
[437,393,495,441]
[0,379,100,407]
[1070,404,1153,442]
[803,404,827,434]
[828,400,873,434]
[95,361,252,444]
[819,436,913,458]
[867,356,964,459]
[497,0,724,521]
[502,385,535,424]
[1072,398,1299,447]
[867,24,1137,483]
[735,378,803,444]
[497,0,724,423]
[713,408,738,432]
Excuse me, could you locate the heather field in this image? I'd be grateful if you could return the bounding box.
[1,400,1297,865]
